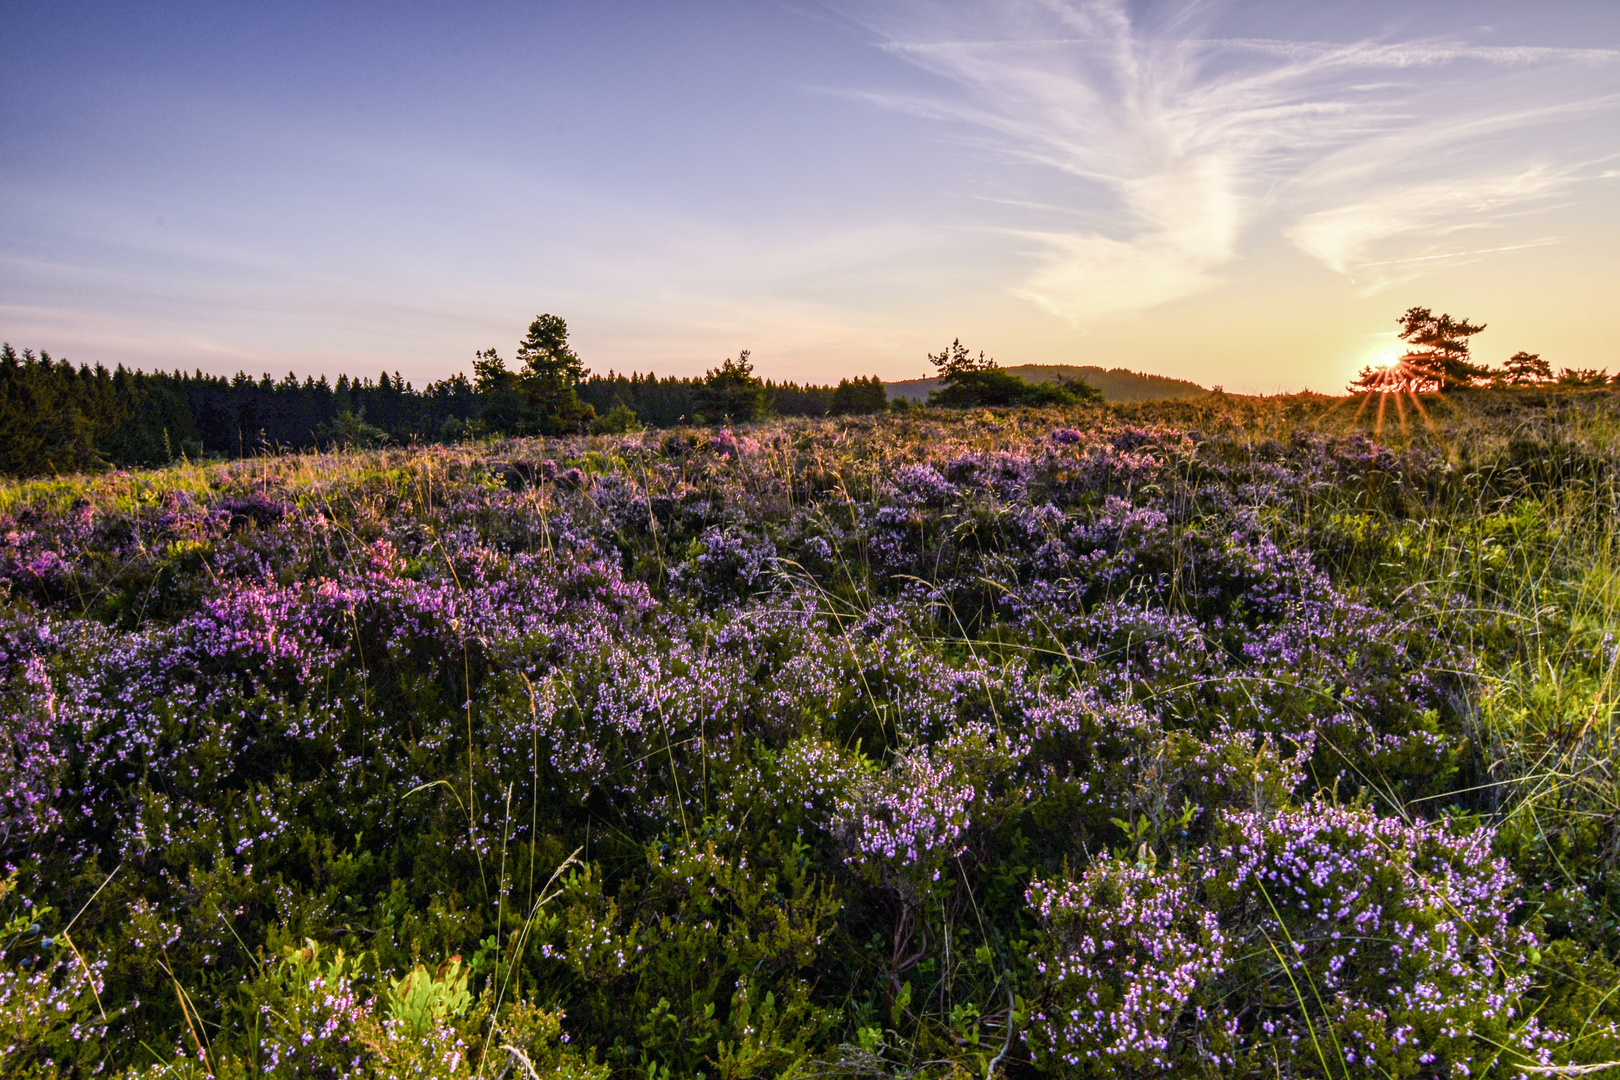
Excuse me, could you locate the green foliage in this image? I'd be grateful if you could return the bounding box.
[472,320,598,437]
[318,406,390,449]
[0,874,117,1079]
[830,376,887,416]
[146,939,604,1079]
[517,313,588,394]
[1502,350,1553,385]
[385,956,473,1038]
[550,828,841,1078]
[926,339,1101,408]
[0,345,113,475]
[696,351,768,423]
[515,314,597,436]
[98,376,201,467]
[472,347,517,394]
[439,413,486,442]
[591,403,642,435]
[1558,366,1613,387]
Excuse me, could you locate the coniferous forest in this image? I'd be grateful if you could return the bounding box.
[0,317,891,478]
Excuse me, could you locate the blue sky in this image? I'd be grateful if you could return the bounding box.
[3,1,1617,392]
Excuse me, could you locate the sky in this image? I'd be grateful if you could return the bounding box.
[2,1,1618,393]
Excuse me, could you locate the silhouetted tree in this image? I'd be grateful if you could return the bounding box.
[1502,351,1552,385]
[1557,367,1611,387]
[1401,308,1488,390]
[830,376,888,415]
[1349,309,1490,393]
[516,314,595,434]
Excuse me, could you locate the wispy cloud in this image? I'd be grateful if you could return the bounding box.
[843,0,1620,322]
[1286,168,1571,291]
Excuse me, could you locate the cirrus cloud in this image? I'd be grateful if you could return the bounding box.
[841,0,1620,323]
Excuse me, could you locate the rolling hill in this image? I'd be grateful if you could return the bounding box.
[886,364,1207,404]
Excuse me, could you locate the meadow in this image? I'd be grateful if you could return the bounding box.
[2,388,1619,1078]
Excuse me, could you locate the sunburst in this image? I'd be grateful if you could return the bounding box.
[1326,355,1450,456]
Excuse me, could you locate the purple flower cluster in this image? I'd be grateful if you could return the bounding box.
[1027,857,1225,1070]
[1026,801,1552,1074]
[838,747,977,893]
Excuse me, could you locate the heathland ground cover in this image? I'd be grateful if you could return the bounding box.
[2,388,1619,1078]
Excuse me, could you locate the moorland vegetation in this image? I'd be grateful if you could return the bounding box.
[1,377,1619,1077]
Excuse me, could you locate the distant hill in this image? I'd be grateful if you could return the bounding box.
[885,364,1207,404]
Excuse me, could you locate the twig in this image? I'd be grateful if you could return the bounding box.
[1518,1064,1620,1077]
[985,984,1016,1080]
[498,1044,544,1080]
[61,861,122,937]
[58,931,107,1021]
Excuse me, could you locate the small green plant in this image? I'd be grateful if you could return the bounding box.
[384,955,473,1038]
[591,403,642,435]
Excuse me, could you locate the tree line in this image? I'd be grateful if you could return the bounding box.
[1349,306,1613,393]
[0,316,889,477]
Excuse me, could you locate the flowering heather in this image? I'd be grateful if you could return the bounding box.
[1026,801,1552,1076]
[838,745,977,893]
[1,391,1619,1077]
[1027,857,1226,1071]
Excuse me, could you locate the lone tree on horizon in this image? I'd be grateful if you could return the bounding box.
[469,314,596,435]
[695,350,767,423]
[516,313,587,396]
[926,338,1102,407]
[929,338,998,379]
[1349,307,1490,393]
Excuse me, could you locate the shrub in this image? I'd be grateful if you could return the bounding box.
[1027,802,1554,1077]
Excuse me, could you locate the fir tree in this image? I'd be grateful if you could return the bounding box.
[695,351,767,423]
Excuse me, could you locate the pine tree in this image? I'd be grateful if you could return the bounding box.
[924,339,1095,407]
[471,349,515,394]
[1502,351,1552,385]
[1393,307,1489,391]
[514,315,594,434]
[929,339,996,378]
[1347,308,1490,393]
[516,315,586,395]
[695,351,767,423]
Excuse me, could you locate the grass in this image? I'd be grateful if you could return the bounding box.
[3,386,1620,1077]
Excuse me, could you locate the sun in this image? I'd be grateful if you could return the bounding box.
[1369,347,1403,371]
[1315,337,1446,448]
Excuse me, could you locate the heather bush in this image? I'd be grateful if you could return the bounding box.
[1027,801,1553,1077]
[1025,857,1225,1073]
[111,939,603,1079]
[0,874,117,1078]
